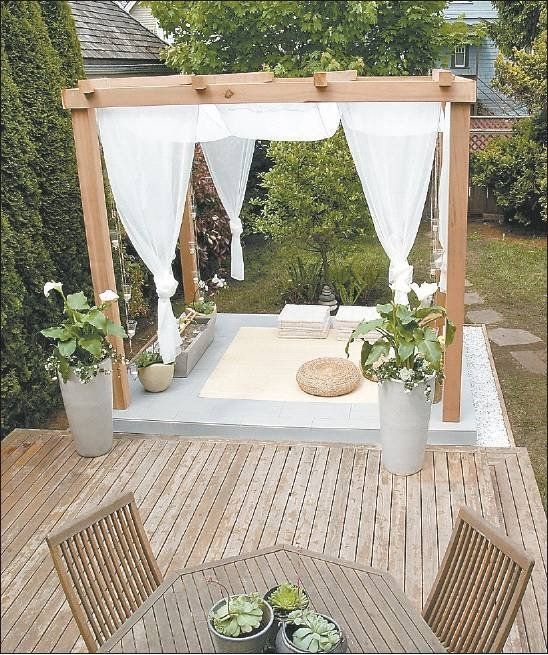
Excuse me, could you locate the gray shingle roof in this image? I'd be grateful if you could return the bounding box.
[68,0,165,62]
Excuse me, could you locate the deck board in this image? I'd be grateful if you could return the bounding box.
[1,429,546,654]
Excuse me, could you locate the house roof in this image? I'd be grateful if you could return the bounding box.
[69,0,170,76]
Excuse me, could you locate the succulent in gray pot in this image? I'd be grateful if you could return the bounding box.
[208,592,274,654]
[134,351,174,393]
[264,581,309,642]
[276,609,346,654]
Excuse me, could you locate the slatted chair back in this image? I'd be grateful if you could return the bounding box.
[46,493,163,653]
[422,506,534,653]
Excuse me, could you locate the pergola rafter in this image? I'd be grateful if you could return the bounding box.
[64,70,474,422]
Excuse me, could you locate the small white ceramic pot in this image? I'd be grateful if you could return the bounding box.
[378,375,435,476]
[59,358,113,457]
[137,363,175,393]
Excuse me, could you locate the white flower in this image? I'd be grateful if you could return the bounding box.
[198,280,208,290]
[212,274,226,288]
[99,289,119,302]
[438,335,446,347]
[43,281,63,297]
[410,282,438,302]
[399,367,414,382]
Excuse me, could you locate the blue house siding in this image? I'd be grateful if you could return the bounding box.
[441,1,527,116]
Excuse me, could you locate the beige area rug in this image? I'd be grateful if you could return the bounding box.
[200,327,378,403]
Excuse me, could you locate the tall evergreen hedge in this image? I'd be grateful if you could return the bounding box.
[1,1,90,435]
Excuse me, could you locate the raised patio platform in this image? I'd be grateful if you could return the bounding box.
[114,314,511,447]
[1,430,545,653]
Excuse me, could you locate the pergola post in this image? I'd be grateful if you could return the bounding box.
[442,102,470,422]
[71,108,130,410]
[179,189,200,304]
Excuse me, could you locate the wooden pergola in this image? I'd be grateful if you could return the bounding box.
[62,69,475,422]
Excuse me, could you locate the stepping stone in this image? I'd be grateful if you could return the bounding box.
[467,309,503,324]
[510,350,547,375]
[464,291,484,306]
[488,327,542,347]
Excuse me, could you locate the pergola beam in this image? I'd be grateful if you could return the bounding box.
[63,73,476,109]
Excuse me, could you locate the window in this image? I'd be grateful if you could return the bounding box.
[452,45,469,68]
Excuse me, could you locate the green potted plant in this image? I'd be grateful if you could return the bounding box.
[41,283,126,457]
[134,350,174,393]
[265,581,309,624]
[346,282,455,476]
[208,591,274,654]
[276,609,346,654]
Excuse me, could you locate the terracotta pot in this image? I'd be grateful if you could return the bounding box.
[378,375,435,475]
[59,358,113,457]
[137,363,174,393]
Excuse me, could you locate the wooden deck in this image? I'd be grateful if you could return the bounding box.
[1,429,546,654]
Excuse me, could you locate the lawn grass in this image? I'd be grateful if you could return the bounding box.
[466,223,547,507]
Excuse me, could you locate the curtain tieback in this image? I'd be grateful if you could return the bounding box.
[229,222,243,237]
[389,259,413,287]
[154,272,178,299]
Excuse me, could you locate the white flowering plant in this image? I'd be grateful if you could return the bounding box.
[188,273,227,315]
[345,283,455,394]
[41,283,126,383]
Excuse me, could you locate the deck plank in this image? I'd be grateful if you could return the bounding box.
[1,430,545,654]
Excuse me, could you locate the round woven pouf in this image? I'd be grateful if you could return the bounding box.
[296,357,361,397]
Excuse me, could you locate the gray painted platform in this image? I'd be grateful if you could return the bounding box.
[113,314,489,445]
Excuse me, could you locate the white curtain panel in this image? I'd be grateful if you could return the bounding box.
[437,103,451,292]
[215,103,341,141]
[340,102,442,304]
[201,137,255,280]
[97,107,196,364]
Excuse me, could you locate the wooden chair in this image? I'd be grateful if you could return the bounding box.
[422,506,534,653]
[46,493,163,652]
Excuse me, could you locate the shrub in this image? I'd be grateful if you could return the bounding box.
[471,118,547,228]
[134,351,164,369]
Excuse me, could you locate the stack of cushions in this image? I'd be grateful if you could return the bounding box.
[334,305,381,341]
[278,304,331,339]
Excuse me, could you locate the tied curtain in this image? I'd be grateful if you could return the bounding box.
[340,102,443,304]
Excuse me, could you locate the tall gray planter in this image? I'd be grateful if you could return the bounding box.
[59,358,113,457]
[378,375,435,475]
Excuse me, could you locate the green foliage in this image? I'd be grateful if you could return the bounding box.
[268,583,309,613]
[2,1,91,294]
[472,119,547,227]
[1,1,90,435]
[152,1,468,77]
[287,609,341,653]
[210,593,264,638]
[489,1,546,55]
[134,351,164,369]
[39,0,84,85]
[346,288,455,389]
[282,257,324,305]
[331,253,384,306]
[257,129,372,283]
[187,299,216,315]
[41,286,126,382]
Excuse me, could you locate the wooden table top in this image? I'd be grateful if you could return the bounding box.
[99,546,446,653]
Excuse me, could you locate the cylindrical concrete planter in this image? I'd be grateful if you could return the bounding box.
[59,358,113,458]
[275,614,346,654]
[378,376,435,476]
[264,586,310,647]
[137,363,174,393]
[208,597,274,654]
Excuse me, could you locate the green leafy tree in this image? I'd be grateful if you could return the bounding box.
[472,3,547,228]
[256,130,371,284]
[2,1,91,293]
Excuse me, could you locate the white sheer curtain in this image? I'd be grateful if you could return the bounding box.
[340,102,442,304]
[201,137,255,280]
[437,103,451,292]
[97,107,198,363]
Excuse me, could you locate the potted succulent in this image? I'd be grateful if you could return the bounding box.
[134,350,174,392]
[208,591,274,654]
[265,581,309,625]
[346,282,455,476]
[276,609,346,654]
[41,282,126,457]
